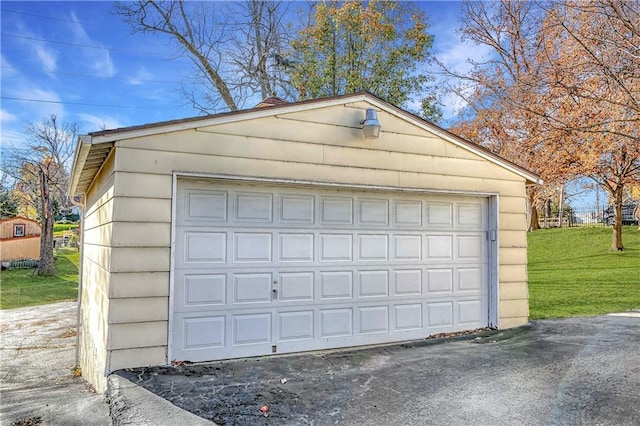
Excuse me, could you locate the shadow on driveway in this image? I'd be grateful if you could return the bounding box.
[115,314,640,425]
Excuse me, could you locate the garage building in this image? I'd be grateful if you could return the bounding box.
[69,92,540,392]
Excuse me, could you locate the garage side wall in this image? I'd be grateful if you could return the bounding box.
[79,151,115,392]
[105,102,529,373]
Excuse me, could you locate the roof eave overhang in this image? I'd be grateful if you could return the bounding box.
[88,94,374,144]
[68,135,114,196]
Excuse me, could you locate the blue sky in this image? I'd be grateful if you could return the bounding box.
[1,1,606,207]
[1,1,487,148]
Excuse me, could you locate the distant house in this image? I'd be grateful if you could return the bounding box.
[0,217,41,261]
[69,92,541,393]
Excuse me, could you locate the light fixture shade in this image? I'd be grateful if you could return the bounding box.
[362,108,381,139]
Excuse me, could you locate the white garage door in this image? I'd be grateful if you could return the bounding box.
[170,179,490,362]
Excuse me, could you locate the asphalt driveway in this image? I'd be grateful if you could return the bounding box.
[116,313,640,426]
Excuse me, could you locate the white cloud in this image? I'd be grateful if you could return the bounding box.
[436,39,492,76]
[424,2,495,124]
[13,22,59,73]
[11,86,66,120]
[68,11,116,77]
[432,35,493,124]
[1,55,18,78]
[77,113,124,132]
[0,109,18,122]
[127,67,154,85]
[34,45,57,73]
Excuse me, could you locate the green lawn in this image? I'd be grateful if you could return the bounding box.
[528,226,640,319]
[0,248,79,309]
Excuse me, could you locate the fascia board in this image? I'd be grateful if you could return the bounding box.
[89,94,371,145]
[68,135,93,196]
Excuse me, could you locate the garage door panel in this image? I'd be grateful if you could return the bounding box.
[278,233,314,261]
[358,199,389,225]
[321,197,353,225]
[358,234,388,260]
[393,235,422,260]
[174,266,484,310]
[457,203,483,228]
[427,302,454,327]
[458,299,485,325]
[279,195,315,224]
[394,304,423,331]
[233,232,272,263]
[278,310,314,341]
[172,180,491,362]
[457,235,484,260]
[426,235,453,260]
[393,200,422,226]
[278,272,314,302]
[185,190,227,222]
[393,269,422,296]
[182,274,227,307]
[320,234,353,261]
[320,308,353,338]
[184,232,227,264]
[426,203,453,226]
[320,271,354,299]
[358,306,389,334]
[358,270,389,297]
[232,313,272,345]
[426,269,454,294]
[233,273,273,304]
[234,192,273,223]
[458,268,484,292]
[182,316,226,350]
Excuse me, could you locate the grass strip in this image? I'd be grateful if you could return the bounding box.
[0,248,79,309]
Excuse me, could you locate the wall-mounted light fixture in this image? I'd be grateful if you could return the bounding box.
[361,108,381,139]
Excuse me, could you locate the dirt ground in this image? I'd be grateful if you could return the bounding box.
[0,301,110,426]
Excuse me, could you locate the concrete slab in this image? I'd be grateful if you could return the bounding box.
[0,301,109,426]
[107,375,214,425]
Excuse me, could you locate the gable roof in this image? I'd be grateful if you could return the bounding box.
[0,216,41,226]
[69,92,542,196]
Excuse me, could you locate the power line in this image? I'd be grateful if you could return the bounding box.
[1,96,176,110]
[0,66,182,85]
[1,8,104,27]
[1,32,179,59]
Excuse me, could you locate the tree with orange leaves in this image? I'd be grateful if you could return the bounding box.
[442,0,640,250]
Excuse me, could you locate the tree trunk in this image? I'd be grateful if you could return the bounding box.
[528,188,540,231]
[557,184,565,228]
[611,185,624,251]
[38,167,55,275]
[250,0,272,99]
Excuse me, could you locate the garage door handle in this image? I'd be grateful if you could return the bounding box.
[272,288,278,299]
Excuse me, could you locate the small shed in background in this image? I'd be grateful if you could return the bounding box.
[0,217,41,262]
